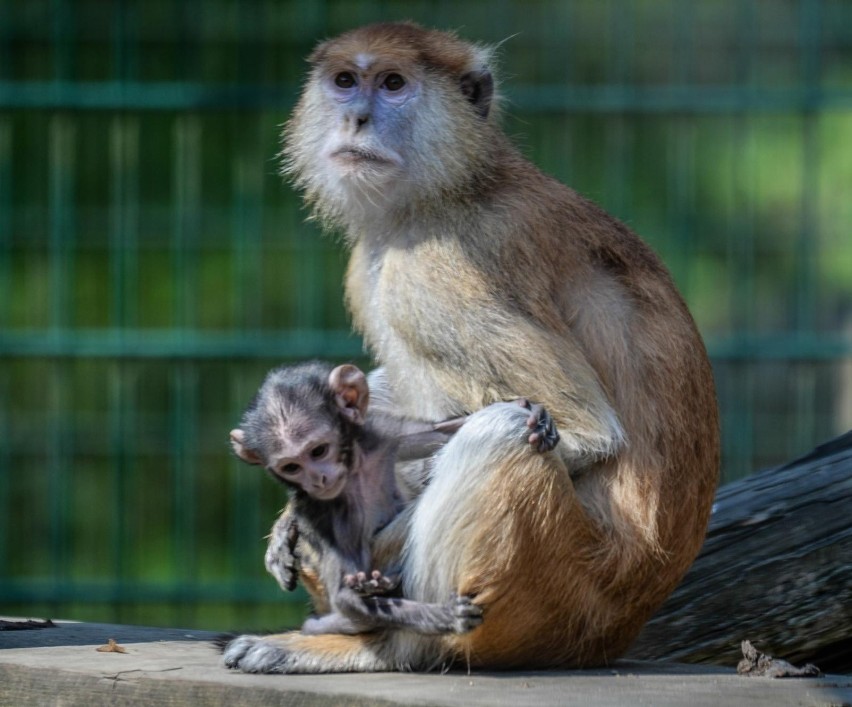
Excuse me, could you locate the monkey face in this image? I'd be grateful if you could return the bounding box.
[281,23,497,225]
[269,438,350,501]
[307,60,419,206]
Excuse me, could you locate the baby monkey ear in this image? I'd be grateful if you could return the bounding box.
[230,428,264,465]
[329,364,369,425]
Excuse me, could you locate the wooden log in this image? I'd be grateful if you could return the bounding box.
[628,431,852,674]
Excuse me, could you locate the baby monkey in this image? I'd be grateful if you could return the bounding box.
[230,361,483,636]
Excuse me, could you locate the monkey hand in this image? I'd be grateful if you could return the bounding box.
[265,515,301,592]
[452,594,484,634]
[514,399,561,453]
[344,569,400,596]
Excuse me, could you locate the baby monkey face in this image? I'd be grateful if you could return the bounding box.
[230,362,370,502]
[265,419,350,501]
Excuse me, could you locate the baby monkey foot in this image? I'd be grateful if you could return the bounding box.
[452,594,484,634]
[344,570,400,596]
[515,399,560,453]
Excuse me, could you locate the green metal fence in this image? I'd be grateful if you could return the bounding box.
[1,0,851,630]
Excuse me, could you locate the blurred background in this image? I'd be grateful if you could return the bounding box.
[0,0,850,631]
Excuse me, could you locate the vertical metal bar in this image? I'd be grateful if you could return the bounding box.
[172,113,201,622]
[48,0,76,613]
[48,112,75,605]
[0,117,10,328]
[230,3,265,603]
[0,1,8,81]
[0,116,11,570]
[287,0,322,351]
[725,0,757,478]
[792,0,822,457]
[604,0,633,223]
[109,0,125,621]
[108,0,140,623]
[52,0,73,82]
[668,0,695,290]
[108,118,139,618]
[229,0,268,626]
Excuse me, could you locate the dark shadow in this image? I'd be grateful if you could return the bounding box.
[0,619,217,650]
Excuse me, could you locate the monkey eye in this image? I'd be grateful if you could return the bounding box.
[381,73,406,92]
[334,72,356,89]
[281,462,301,475]
[310,444,329,459]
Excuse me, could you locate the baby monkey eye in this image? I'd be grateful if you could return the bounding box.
[382,73,406,91]
[310,444,329,459]
[281,462,301,474]
[334,72,356,89]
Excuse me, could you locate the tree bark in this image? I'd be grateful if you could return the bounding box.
[627,431,852,674]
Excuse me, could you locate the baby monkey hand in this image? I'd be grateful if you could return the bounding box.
[344,570,401,597]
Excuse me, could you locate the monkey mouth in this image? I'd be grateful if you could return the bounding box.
[331,146,400,168]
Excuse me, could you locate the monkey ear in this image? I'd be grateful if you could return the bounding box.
[460,70,494,119]
[329,364,369,425]
[230,429,264,465]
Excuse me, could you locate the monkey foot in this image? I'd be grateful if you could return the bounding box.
[344,569,400,596]
[222,634,293,673]
[515,399,560,453]
[452,594,484,634]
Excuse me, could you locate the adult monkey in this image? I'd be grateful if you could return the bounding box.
[223,21,719,673]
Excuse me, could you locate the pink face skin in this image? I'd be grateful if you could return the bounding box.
[267,436,349,501]
[230,364,369,502]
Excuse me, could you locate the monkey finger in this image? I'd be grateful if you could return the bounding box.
[452,594,484,633]
[455,605,484,619]
[523,403,560,453]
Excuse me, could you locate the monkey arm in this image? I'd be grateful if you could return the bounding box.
[367,246,625,468]
[366,366,468,462]
[421,311,624,466]
[394,418,467,461]
[265,503,302,592]
[300,612,366,636]
[332,588,483,636]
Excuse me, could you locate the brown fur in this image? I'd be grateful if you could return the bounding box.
[253,22,719,671]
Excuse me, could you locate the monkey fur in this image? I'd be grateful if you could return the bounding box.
[223,22,719,674]
[230,360,493,637]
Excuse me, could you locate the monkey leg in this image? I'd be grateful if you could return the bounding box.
[222,631,413,673]
[300,612,365,635]
[300,593,482,637]
[403,401,611,669]
[335,588,483,635]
